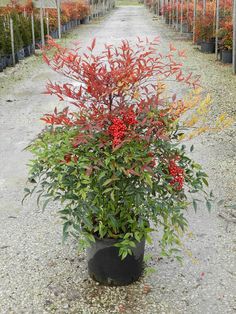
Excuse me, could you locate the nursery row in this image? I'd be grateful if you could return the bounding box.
[0,0,115,71]
[146,0,234,65]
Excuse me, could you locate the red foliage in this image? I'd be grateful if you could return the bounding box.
[42,37,200,191]
[42,37,199,143]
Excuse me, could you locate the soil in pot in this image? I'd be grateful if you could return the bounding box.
[87,237,145,286]
[221,50,232,64]
[200,41,215,53]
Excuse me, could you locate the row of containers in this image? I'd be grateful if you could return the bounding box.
[145,0,234,65]
[0,0,115,72]
[0,17,89,71]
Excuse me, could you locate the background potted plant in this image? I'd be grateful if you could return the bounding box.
[19,15,32,57]
[0,15,7,71]
[10,11,24,60]
[218,20,233,64]
[3,22,19,66]
[24,37,230,286]
[196,15,215,53]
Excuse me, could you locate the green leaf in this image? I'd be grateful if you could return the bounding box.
[145,173,153,188]
[42,198,51,211]
[190,145,194,152]
[202,178,209,187]
[143,253,152,263]
[121,251,128,260]
[129,241,136,248]
[134,232,141,242]
[102,178,114,186]
[146,234,153,245]
[86,233,96,243]
[103,187,113,194]
[111,190,115,201]
[124,233,133,239]
[62,221,71,242]
[217,199,225,206]
[206,200,212,212]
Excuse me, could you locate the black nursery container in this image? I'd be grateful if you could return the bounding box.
[221,50,232,64]
[24,46,31,57]
[6,54,18,67]
[87,237,145,286]
[200,41,215,53]
[1,56,7,69]
[17,48,25,60]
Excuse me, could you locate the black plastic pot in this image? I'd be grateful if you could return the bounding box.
[6,54,17,67]
[81,17,89,24]
[50,30,58,39]
[200,41,215,53]
[30,44,35,55]
[62,25,66,33]
[182,23,189,33]
[24,46,31,57]
[1,56,7,69]
[0,61,3,72]
[87,237,145,286]
[17,48,25,60]
[221,50,232,64]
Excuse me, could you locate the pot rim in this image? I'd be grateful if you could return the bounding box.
[89,233,145,244]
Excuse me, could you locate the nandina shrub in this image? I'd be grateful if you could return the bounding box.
[48,9,58,30]
[61,0,90,23]
[195,2,216,42]
[25,37,221,259]
[218,19,233,50]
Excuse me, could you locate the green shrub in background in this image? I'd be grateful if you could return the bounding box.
[2,20,12,55]
[0,16,6,57]
[10,12,23,51]
[19,15,32,47]
[34,15,47,43]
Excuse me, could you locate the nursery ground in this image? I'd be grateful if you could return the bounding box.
[0,6,236,314]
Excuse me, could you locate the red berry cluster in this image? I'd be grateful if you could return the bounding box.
[108,117,127,146]
[108,110,138,147]
[168,159,184,191]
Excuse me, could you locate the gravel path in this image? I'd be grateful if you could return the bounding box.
[0,6,235,314]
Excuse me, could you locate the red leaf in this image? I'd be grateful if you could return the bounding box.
[91,38,96,50]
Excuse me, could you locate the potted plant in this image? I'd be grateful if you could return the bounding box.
[218,21,233,64]
[19,15,32,57]
[10,12,24,60]
[3,22,18,66]
[24,38,229,286]
[196,15,215,53]
[34,17,47,48]
[0,16,7,70]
